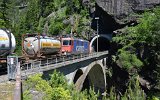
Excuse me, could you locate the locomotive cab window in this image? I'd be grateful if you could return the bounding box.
[63,40,71,45]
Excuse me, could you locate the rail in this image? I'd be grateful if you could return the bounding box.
[20,51,108,78]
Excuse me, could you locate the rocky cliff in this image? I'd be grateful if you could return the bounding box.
[90,0,160,33]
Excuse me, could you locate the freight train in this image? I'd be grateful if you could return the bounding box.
[0,30,89,60]
[22,34,90,60]
[0,30,90,69]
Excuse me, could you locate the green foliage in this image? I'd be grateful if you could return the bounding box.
[88,87,99,100]
[69,86,99,100]
[0,0,15,29]
[23,90,32,100]
[122,76,145,100]
[66,0,81,15]
[125,7,160,48]
[102,87,116,100]
[102,76,145,100]
[53,0,66,10]
[37,17,44,33]
[71,89,88,100]
[24,74,53,99]
[65,24,71,34]
[148,96,160,100]
[71,87,99,100]
[49,70,68,88]
[46,0,90,36]
[25,0,40,32]
[118,50,143,71]
[41,0,54,17]
[113,7,160,98]
[51,87,71,100]
[113,8,160,70]
[49,19,64,35]
[127,8,160,91]
[23,70,99,100]
[0,19,5,28]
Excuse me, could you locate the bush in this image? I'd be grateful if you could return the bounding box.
[23,70,99,100]
[122,76,146,100]
[102,76,146,100]
[118,50,143,71]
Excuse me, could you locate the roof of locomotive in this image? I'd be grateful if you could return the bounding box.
[61,35,89,42]
[62,37,89,42]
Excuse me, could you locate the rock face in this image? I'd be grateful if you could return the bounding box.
[91,0,160,33]
[97,0,159,14]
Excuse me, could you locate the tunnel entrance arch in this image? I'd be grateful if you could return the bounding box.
[90,34,112,52]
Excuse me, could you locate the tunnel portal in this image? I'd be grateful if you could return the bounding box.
[90,34,111,52]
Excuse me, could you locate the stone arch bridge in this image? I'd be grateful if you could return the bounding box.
[41,51,108,92]
[20,34,111,93]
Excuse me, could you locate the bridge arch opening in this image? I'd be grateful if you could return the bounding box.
[82,64,106,93]
[90,34,111,52]
[73,69,83,84]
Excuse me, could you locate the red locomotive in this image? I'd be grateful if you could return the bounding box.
[61,37,89,55]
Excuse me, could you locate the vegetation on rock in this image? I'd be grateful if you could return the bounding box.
[113,7,160,99]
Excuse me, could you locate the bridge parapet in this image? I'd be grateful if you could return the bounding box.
[21,51,108,78]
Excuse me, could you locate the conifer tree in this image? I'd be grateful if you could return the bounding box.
[0,0,11,28]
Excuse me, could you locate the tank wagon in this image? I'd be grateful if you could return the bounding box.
[22,34,61,59]
[0,29,16,57]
